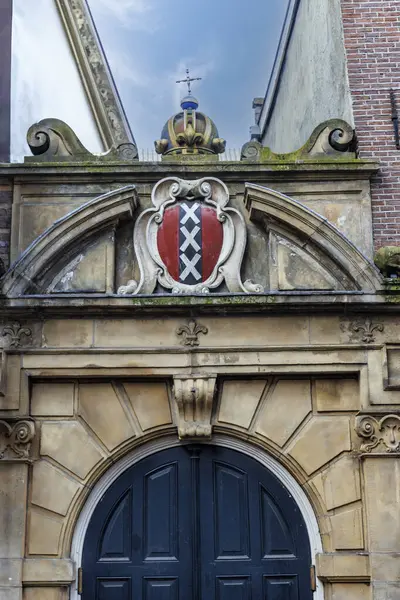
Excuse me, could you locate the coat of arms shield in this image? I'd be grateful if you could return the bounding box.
[118,177,262,295]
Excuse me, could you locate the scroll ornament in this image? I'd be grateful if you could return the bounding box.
[26,119,138,162]
[240,119,356,162]
[0,420,35,461]
[173,376,217,439]
[355,414,400,453]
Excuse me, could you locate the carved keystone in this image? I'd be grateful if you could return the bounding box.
[172,376,217,439]
[0,419,35,461]
[355,414,400,453]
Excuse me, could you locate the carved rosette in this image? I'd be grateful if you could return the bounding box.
[173,376,217,439]
[0,420,35,461]
[355,414,400,453]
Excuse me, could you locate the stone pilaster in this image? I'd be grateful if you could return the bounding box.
[0,419,35,600]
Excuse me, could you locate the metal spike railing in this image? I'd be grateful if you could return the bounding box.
[138,148,241,162]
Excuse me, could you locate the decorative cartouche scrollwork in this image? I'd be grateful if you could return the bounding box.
[350,318,384,344]
[177,320,208,347]
[173,376,217,438]
[355,414,400,453]
[0,420,35,460]
[117,176,263,296]
[2,322,32,348]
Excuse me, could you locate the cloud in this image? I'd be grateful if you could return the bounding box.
[170,58,217,108]
[88,0,160,31]
[105,48,151,87]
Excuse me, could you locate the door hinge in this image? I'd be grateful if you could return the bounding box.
[77,567,83,595]
[310,564,317,592]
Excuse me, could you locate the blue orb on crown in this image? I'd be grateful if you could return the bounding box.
[180,95,199,110]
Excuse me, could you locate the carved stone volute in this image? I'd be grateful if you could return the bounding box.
[0,419,35,461]
[355,414,400,453]
[172,375,217,439]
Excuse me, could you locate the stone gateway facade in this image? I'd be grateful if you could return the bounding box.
[1,2,400,600]
[1,116,400,600]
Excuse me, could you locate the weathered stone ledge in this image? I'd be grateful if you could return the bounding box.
[0,290,397,317]
[0,158,380,182]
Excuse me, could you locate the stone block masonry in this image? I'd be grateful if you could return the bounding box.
[341,0,400,248]
[0,185,12,270]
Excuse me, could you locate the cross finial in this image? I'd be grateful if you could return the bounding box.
[176,68,202,95]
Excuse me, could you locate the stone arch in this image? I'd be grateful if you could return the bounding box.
[28,376,366,594]
[1,186,138,296]
[244,183,382,291]
[68,433,324,600]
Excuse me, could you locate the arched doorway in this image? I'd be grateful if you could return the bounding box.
[81,444,313,600]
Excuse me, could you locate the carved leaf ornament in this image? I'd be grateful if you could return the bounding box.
[118,177,263,295]
[2,322,32,348]
[350,318,384,344]
[177,319,208,347]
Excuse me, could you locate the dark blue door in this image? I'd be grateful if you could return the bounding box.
[82,446,312,600]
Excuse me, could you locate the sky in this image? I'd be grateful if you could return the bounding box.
[87,0,290,151]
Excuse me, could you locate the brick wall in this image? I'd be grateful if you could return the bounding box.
[341,0,400,249]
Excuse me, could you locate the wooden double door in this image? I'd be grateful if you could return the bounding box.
[82,445,313,600]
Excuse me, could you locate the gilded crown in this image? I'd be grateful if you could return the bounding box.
[155,96,226,158]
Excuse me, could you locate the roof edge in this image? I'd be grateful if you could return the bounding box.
[55,0,137,154]
[257,0,301,137]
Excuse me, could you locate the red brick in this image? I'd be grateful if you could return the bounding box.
[341,0,400,248]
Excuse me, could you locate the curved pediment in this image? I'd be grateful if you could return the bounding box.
[1,179,381,299]
[244,183,382,292]
[2,187,138,297]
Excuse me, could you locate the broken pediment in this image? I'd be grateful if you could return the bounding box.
[2,187,138,297]
[244,183,382,293]
[0,178,382,298]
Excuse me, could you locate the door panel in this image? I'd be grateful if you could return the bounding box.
[143,577,179,600]
[263,576,299,600]
[98,490,132,561]
[97,579,131,600]
[260,487,295,557]
[82,445,312,600]
[216,577,251,600]
[143,464,178,560]
[213,463,250,559]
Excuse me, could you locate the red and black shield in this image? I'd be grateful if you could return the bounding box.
[157,201,223,285]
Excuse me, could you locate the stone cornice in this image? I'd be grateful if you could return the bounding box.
[0,292,397,318]
[0,159,380,183]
